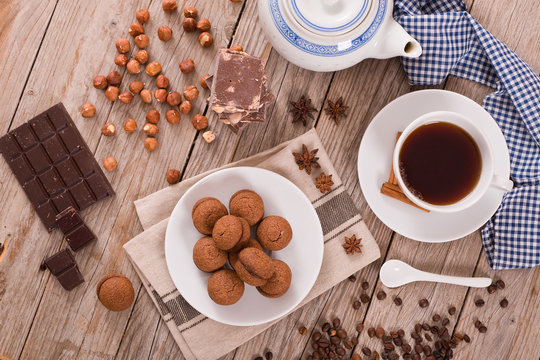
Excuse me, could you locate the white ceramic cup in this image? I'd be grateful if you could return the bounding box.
[393,111,513,213]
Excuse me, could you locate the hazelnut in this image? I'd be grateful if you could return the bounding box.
[179,101,192,114]
[143,123,159,136]
[134,34,150,48]
[126,59,141,74]
[179,59,195,74]
[200,74,211,89]
[81,103,96,118]
[158,25,173,41]
[145,61,162,76]
[182,18,196,32]
[93,75,108,90]
[202,130,216,143]
[103,157,118,171]
[136,9,150,24]
[107,71,122,86]
[166,109,181,124]
[140,89,152,104]
[162,0,178,13]
[156,74,169,89]
[154,89,167,103]
[129,81,144,94]
[230,44,243,52]
[116,38,130,53]
[196,18,211,32]
[144,137,158,152]
[198,32,213,47]
[135,50,149,64]
[146,109,160,124]
[102,123,116,136]
[114,53,128,67]
[119,91,134,104]
[105,86,119,101]
[128,22,145,37]
[192,114,208,130]
[183,85,199,100]
[167,91,182,106]
[183,6,198,18]
[124,118,137,133]
[166,169,180,184]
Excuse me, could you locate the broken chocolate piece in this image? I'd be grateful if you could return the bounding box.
[43,248,84,290]
[56,206,96,251]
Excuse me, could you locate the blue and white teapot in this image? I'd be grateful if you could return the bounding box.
[258,0,422,72]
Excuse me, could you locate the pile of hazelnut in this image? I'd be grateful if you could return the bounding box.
[82,1,219,173]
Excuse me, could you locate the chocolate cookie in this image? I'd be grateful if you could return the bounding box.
[97,273,135,311]
[233,247,274,286]
[228,238,263,268]
[229,217,251,253]
[257,259,292,298]
[256,216,293,250]
[192,236,227,272]
[207,269,244,305]
[212,215,244,250]
[192,197,228,235]
[229,189,264,226]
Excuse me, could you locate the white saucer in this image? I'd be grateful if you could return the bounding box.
[357,90,511,242]
[165,167,323,326]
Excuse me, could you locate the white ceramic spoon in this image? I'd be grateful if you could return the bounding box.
[380,259,492,288]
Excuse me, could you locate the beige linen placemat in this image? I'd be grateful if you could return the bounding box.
[124,129,381,360]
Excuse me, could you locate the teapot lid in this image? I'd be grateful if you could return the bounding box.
[288,0,371,35]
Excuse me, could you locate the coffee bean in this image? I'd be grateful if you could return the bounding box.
[322,323,331,332]
[352,354,362,360]
[475,298,485,307]
[312,343,319,350]
[496,279,505,289]
[487,284,497,294]
[474,320,482,329]
[377,290,387,300]
[384,343,395,351]
[443,317,450,326]
[500,297,509,308]
[403,354,412,360]
[360,293,370,303]
[356,323,364,333]
[361,281,369,290]
[388,352,398,360]
[419,298,429,308]
[344,340,353,349]
[336,347,346,356]
[415,344,423,353]
[414,323,422,333]
[330,336,340,345]
[453,333,463,342]
[423,345,432,355]
[362,347,372,356]
[337,329,347,339]
[412,354,421,360]
[332,318,341,329]
[394,337,403,347]
[265,351,273,360]
[319,339,329,348]
[402,343,412,353]
[299,326,307,335]
[375,327,385,338]
[368,327,376,338]
[312,331,321,342]
[448,306,456,315]
[432,314,441,322]
[479,325,487,333]
[425,333,433,342]
[425,356,436,360]
[353,300,361,310]
[373,350,381,360]
[398,329,405,338]
[422,323,430,331]
[393,297,402,306]
[463,334,471,343]
[348,275,357,282]
[352,337,358,345]
[430,326,438,334]
[254,357,263,360]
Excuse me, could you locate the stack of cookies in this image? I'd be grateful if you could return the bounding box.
[191,189,293,305]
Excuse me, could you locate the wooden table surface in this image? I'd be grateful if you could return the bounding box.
[0,0,538,359]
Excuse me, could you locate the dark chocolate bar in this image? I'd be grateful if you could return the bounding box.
[0,103,114,231]
[56,206,96,251]
[43,248,84,290]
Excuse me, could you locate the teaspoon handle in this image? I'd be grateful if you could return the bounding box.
[415,271,492,288]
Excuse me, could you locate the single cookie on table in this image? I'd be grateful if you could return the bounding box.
[207,269,244,305]
[233,247,274,287]
[96,273,135,311]
[228,238,263,267]
[192,197,228,235]
[228,217,251,252]
[256,216,293,251]
[257,259,292,298]
[212,215,243,250]
[229,189,264,226]
[193,236,227,272]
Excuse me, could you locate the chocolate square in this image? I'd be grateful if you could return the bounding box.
[42,136,68,164]
[25,145,50,174]
[51,190,76,214]
[43,248,75,275]
[55,264,84,290]
[29,113,55,141]
[55,206,96,251]
[11,123,36,151]
[56,158,81,186]
[9,156,34,184]
[39,168,64,196]
[55,206,80,233]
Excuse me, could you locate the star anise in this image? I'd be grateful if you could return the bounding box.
[342,235,362,254]
[325,97,348,124]
[290,96,317,126]
[292,144,320,175]
[315,172,334,194]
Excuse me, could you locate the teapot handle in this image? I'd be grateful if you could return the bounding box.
[373,19,422,59]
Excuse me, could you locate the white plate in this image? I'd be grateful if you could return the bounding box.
[165,167,324,326]
[357,90,511,242]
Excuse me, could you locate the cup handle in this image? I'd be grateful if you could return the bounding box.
[491,175,513,192]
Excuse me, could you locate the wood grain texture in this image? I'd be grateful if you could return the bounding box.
[0,0,538,359]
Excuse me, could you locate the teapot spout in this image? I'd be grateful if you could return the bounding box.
[373,19,422,59]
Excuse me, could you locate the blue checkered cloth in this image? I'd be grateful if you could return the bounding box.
[394,0,540,269]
